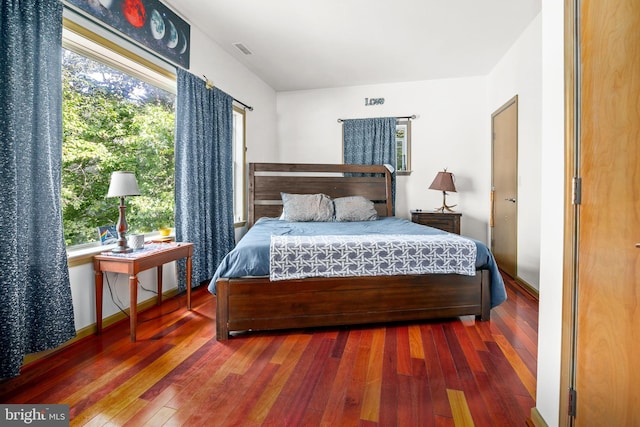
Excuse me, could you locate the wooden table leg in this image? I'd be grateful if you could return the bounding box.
[156,265,163,306]
[95,270,103,334]
[130,274,138,342]
[186,254,192,310]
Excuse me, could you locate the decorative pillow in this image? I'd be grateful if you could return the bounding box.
[281,193,335,222]
[333,196,378,222]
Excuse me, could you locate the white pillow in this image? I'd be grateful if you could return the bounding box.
[281,193,335,222]
[333,196,378,222]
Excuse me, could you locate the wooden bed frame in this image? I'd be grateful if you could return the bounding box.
[215,163,491,340]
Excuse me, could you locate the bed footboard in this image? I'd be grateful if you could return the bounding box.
[215,270,490,341]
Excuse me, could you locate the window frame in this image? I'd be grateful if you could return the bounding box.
[232,105,247,226]
[395,120,412,175]
[63,18,176,92]
[62,17,177,258]
[62,13,248,263]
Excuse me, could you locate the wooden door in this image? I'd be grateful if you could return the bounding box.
[566,0,640,424]
[491,96,518,277]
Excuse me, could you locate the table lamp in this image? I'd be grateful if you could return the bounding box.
[429,169,457,212]
[106,171,140,253]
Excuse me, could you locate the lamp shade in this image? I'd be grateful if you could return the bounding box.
[428,171,456,193]
[106,171,140,197]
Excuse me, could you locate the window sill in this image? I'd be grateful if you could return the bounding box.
[67,232,174,267]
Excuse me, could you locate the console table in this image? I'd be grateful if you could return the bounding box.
[93,242,193,341]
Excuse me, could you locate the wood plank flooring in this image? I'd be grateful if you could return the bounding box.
[0,272,538,426]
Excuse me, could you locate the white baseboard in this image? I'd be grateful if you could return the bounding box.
[530,407,549,427]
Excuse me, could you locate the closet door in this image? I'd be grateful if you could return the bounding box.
[491,96,518,278]
[571,0,640,424]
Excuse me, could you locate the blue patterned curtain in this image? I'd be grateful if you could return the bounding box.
[174,69,235,289]
[343,117,397,210]
[0,0,76,378]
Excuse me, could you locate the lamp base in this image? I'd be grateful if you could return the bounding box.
[434,204,457,213]
[112,244,133,254]
[112,197,132,253]
[434,191,456,213]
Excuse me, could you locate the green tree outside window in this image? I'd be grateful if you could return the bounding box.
[62,49,175,246]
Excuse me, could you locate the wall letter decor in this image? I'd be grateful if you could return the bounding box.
[365,98,385,106]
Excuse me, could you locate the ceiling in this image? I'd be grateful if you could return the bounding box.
[163,0,541,92]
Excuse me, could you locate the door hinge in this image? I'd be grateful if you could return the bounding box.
[572,177,582,205]
[568,387,577,417]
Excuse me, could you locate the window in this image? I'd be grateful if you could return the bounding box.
[396,120,412,174]
[61,21,246,247]
[232,106,246,224]
[62,27,176,247]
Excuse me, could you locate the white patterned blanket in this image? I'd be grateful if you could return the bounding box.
[269,234,477,281]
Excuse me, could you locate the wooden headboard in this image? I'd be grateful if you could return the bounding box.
[248,163,393,227]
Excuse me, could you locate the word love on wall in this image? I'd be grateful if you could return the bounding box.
[67,0,191,68]
[365,98,385,106]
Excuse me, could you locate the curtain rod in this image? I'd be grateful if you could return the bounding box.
[203,75,254,111]
[337,114,416,123]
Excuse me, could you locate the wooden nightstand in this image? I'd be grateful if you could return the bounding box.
[93,242,193,341]
[411,210,462,234]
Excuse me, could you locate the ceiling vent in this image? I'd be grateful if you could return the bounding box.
[233,42,253,55]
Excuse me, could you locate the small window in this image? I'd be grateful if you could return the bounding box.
[396,120,412,174]
[232,106,246,224]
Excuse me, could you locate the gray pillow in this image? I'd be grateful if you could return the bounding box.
[333,196,378,222]
[281,193,335,222]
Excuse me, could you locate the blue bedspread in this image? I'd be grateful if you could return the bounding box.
[208,217,507,308]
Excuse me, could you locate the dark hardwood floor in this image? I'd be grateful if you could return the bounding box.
[0,272,538,426]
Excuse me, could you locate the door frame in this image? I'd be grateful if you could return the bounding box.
[560,0,586,425]
[563,0,640,416]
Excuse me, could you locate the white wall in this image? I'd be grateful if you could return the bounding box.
[488,14,543,289]
[186,24,279,164]
[536,0,565,425]
[276,77,492,243]
[277,14,543,253]
[66,14,278,331]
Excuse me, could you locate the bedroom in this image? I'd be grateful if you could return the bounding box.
[4,0,630,426]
